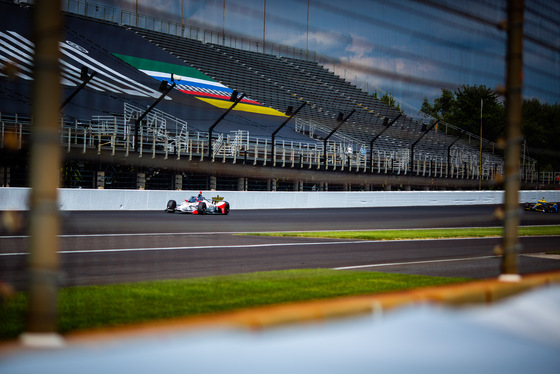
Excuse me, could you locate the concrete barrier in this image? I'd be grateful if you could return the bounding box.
[1,187,559,211]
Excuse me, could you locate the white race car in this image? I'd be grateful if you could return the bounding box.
[166,193,230,215]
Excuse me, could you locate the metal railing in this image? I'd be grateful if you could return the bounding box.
[57,116,503,180]
[2,111,555,186]
[4,109,551,185]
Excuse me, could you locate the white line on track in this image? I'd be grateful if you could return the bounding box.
[1,232,236,239]
[1,242,503,271]
[333,255,499,270]
[0,226,514,239]
[0,236,501,257]
[0,225,557,239]
[0,240,376,256]
[0,237,500,257]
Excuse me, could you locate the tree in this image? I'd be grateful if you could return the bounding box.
[456,85,504,142]
[421,85,505,142]
[372,91,403,113]
[522,99,560,170]
[423,86,560,170]
[421,88,455,123]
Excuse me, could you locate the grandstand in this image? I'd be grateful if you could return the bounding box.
[0,0,550,191]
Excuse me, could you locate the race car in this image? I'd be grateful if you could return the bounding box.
[166,192,230,215]
[524,198,559,213]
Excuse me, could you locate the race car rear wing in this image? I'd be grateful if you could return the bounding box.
[212,195,224,204]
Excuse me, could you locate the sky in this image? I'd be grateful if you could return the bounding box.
[68,0,559,113]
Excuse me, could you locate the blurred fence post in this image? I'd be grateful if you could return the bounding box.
[21,0,64,347]
[501,0,524,277]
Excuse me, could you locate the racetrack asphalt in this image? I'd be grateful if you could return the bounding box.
[1,205,560,289]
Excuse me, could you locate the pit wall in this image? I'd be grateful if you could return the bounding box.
[1,187,559,211]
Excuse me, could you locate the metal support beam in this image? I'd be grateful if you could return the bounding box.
[410,120,438,173]
[134,82,176,151]
[447,129,466,174]
[323,110,355,169]
[59,69,97,110]
[208,93,246,158]
[369,114,401,171]
[271,101,306,165]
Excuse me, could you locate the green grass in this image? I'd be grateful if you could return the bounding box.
[3,226,556,340]
[241,225,560,240]
[0,269,468,340]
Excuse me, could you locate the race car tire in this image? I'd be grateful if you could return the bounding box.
[223,202,230,215]
[166,200,177,213]
[197,202,207,214]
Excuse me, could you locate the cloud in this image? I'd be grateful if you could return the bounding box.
[333,33,446,108]
[340,33,441,82]
[344,34,373,59]
[279,30,346,52]
[106,0,207,24]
